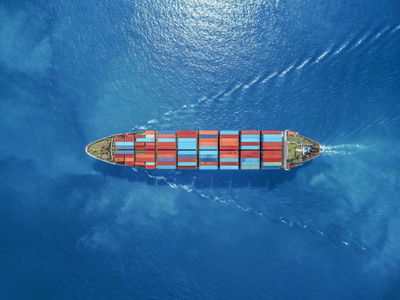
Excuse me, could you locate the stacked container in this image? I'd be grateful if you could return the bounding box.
[156,150,176,169]
[262,130,283,169]
[156,130,177,149]
[113,134,135,165]
[123,134,135,166]
[219,130,239,169]
[135,131,156,169]
[156,130,177,169]
[240,150,260,169]
[240,130,261,150]
[240,131,260,169]
[198,130,218,169]
[177,131,197,169]
[111,129,285,170]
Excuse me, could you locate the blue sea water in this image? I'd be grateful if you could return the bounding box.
[1,0,400,299]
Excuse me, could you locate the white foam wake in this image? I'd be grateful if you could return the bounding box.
[320,144,368,156]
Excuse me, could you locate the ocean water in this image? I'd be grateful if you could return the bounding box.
[1,0,400,299]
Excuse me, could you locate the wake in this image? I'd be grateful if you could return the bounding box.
[320,144,368,156]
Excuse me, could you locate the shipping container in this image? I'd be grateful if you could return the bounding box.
[115,150,135,155]
[177,137,197,150]
[124,134,135,141]
[157,131,177,150]
[240,131,260,150]
[178,150,197,169]
[114,136,125,142]
[262,142,282,151]
[262,151,282,164]
[262,130,282,134]
[262,132,283,142]
[156,150,176,169]
[199,150,218,169]
[220,130,239,150]
[124,154,135,166]
[135,150,155,168]
[241,150,260,169]
[262,161,281,169]
[219,150,239,169]
[199,130,218,151]
[114,154,124,163]
[115,141,134,148]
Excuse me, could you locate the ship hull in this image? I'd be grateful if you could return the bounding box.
[86,130,320,170]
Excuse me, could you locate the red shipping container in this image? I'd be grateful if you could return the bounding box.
[220,150,239,155]
[177,130,195,134]
[145,142,155,149]
[114,154,124,162]
[220,153,239,158]
[263,151,282,156]
[241,130,260,135]
[124,160,135,166]
[220,162,239,166]
[177,134,197,138]
[263,152,282,158]
[262,142,282,150]
[124,134,134,141]
[136,150,155,162]
[241,142,260,146]
[157,142,176,150]
[177,131,197,137]
[241,151,260,158]
[263,151,282,162]
[220,147,239,151]
[114,136,125,142]
[262,130,281,134]
[263,158,281,162]
[178,158,197,162]
[124,154,135,166]
[157,150,176,156]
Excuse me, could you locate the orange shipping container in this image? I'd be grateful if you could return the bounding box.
[199,130,218,135]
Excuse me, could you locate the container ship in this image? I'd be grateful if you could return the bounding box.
[86,130,320,170]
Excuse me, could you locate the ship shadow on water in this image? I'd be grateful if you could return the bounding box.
[92,161,301,191]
